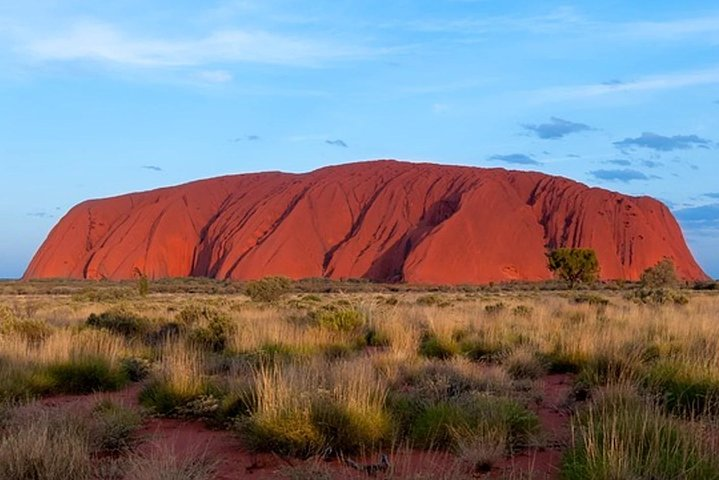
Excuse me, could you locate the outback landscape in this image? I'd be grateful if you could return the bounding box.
[2,1,718,479]
[1,267,718,479]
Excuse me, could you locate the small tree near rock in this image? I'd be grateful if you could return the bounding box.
[547,248,600,288]
[640,258,679,288]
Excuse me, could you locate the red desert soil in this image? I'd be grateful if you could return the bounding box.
[25,160,707,284]
[34,375,575,480]
[488,374,574,480]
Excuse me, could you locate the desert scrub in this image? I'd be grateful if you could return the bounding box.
[562,388,719,479]
[504,347,546,380]
[242,359,390,456]
[139,344,215,416]
[124,448,217,480]
[188,310,234,352]
[407,394,538,450]
[41,356,130,394]
[313,306,364,333]
[245,276,292,302]
[86,308,150,338]
[0,406,94,480]
[419,333,459,359]
[643,360,719,416]
[90,400,143,453]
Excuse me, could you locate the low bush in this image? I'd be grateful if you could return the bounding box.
[245,277,292,302]
[407,395,538,450]
[313,307,364,333]
[42,357,129,395]
[86,309,149,338]
[419,334,459,359]
[505,348,546,380]
[188,311,234,352]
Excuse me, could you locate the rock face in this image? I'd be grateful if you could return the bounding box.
[25,160,707,283]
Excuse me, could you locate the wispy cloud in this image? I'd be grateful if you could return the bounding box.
[326,139,348,148]
[614,132,712,152]
[195,69,233,83]
[522,117,593,139]
[27,211,54,219]
[142,165,163,172]
[589,169,653,182]
[489,153,540,165]
[232,135,260,142]
[22,20,380,68]
[533,67,719,103]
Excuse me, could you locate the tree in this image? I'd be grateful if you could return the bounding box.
[547,248,600,288]
[640,258,678,288]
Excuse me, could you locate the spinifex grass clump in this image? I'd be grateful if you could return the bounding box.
[0,329,133,398]
[562,387,719,480]
[140,343,216,416]
[241,359,391,456]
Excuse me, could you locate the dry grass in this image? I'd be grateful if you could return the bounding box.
[2,286,719,478]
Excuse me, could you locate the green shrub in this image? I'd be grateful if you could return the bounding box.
[644,361,719,416]
[408,395,538,450]
[562,391,719,479]
[311,398,392,453]
[139,381,214,417]
[43,357,129,395]
[242,410,325,458]
[505,349,546,380]
[314,308,364,332]
[419,334,459,359]
[86,309,149,338]
[245,277,292,302]
[188,312,233,352]
[640,258,679,288]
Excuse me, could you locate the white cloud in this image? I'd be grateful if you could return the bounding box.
[22,20,378,68]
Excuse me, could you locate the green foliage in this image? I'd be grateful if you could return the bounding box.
[311,397,392,453]
[640,258,679,288]
[86,309,149,338]
[242,410,325,458]
[630,288,689,305]
[313,307,364,332]
[547,248,600,288]
[419,334,459,359]
[139,381,212,417]
[188,310,234,352]
[644,361,719,416]
[406,395,538,450]
[245,277,292,302]
[43,357,129,395]
[562,392,719,480]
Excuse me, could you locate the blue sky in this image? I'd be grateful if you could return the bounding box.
[1,0,718,279]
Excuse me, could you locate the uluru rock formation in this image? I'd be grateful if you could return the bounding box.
[25,160,707,284]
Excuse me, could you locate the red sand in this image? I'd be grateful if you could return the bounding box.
[24,160,707,283]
